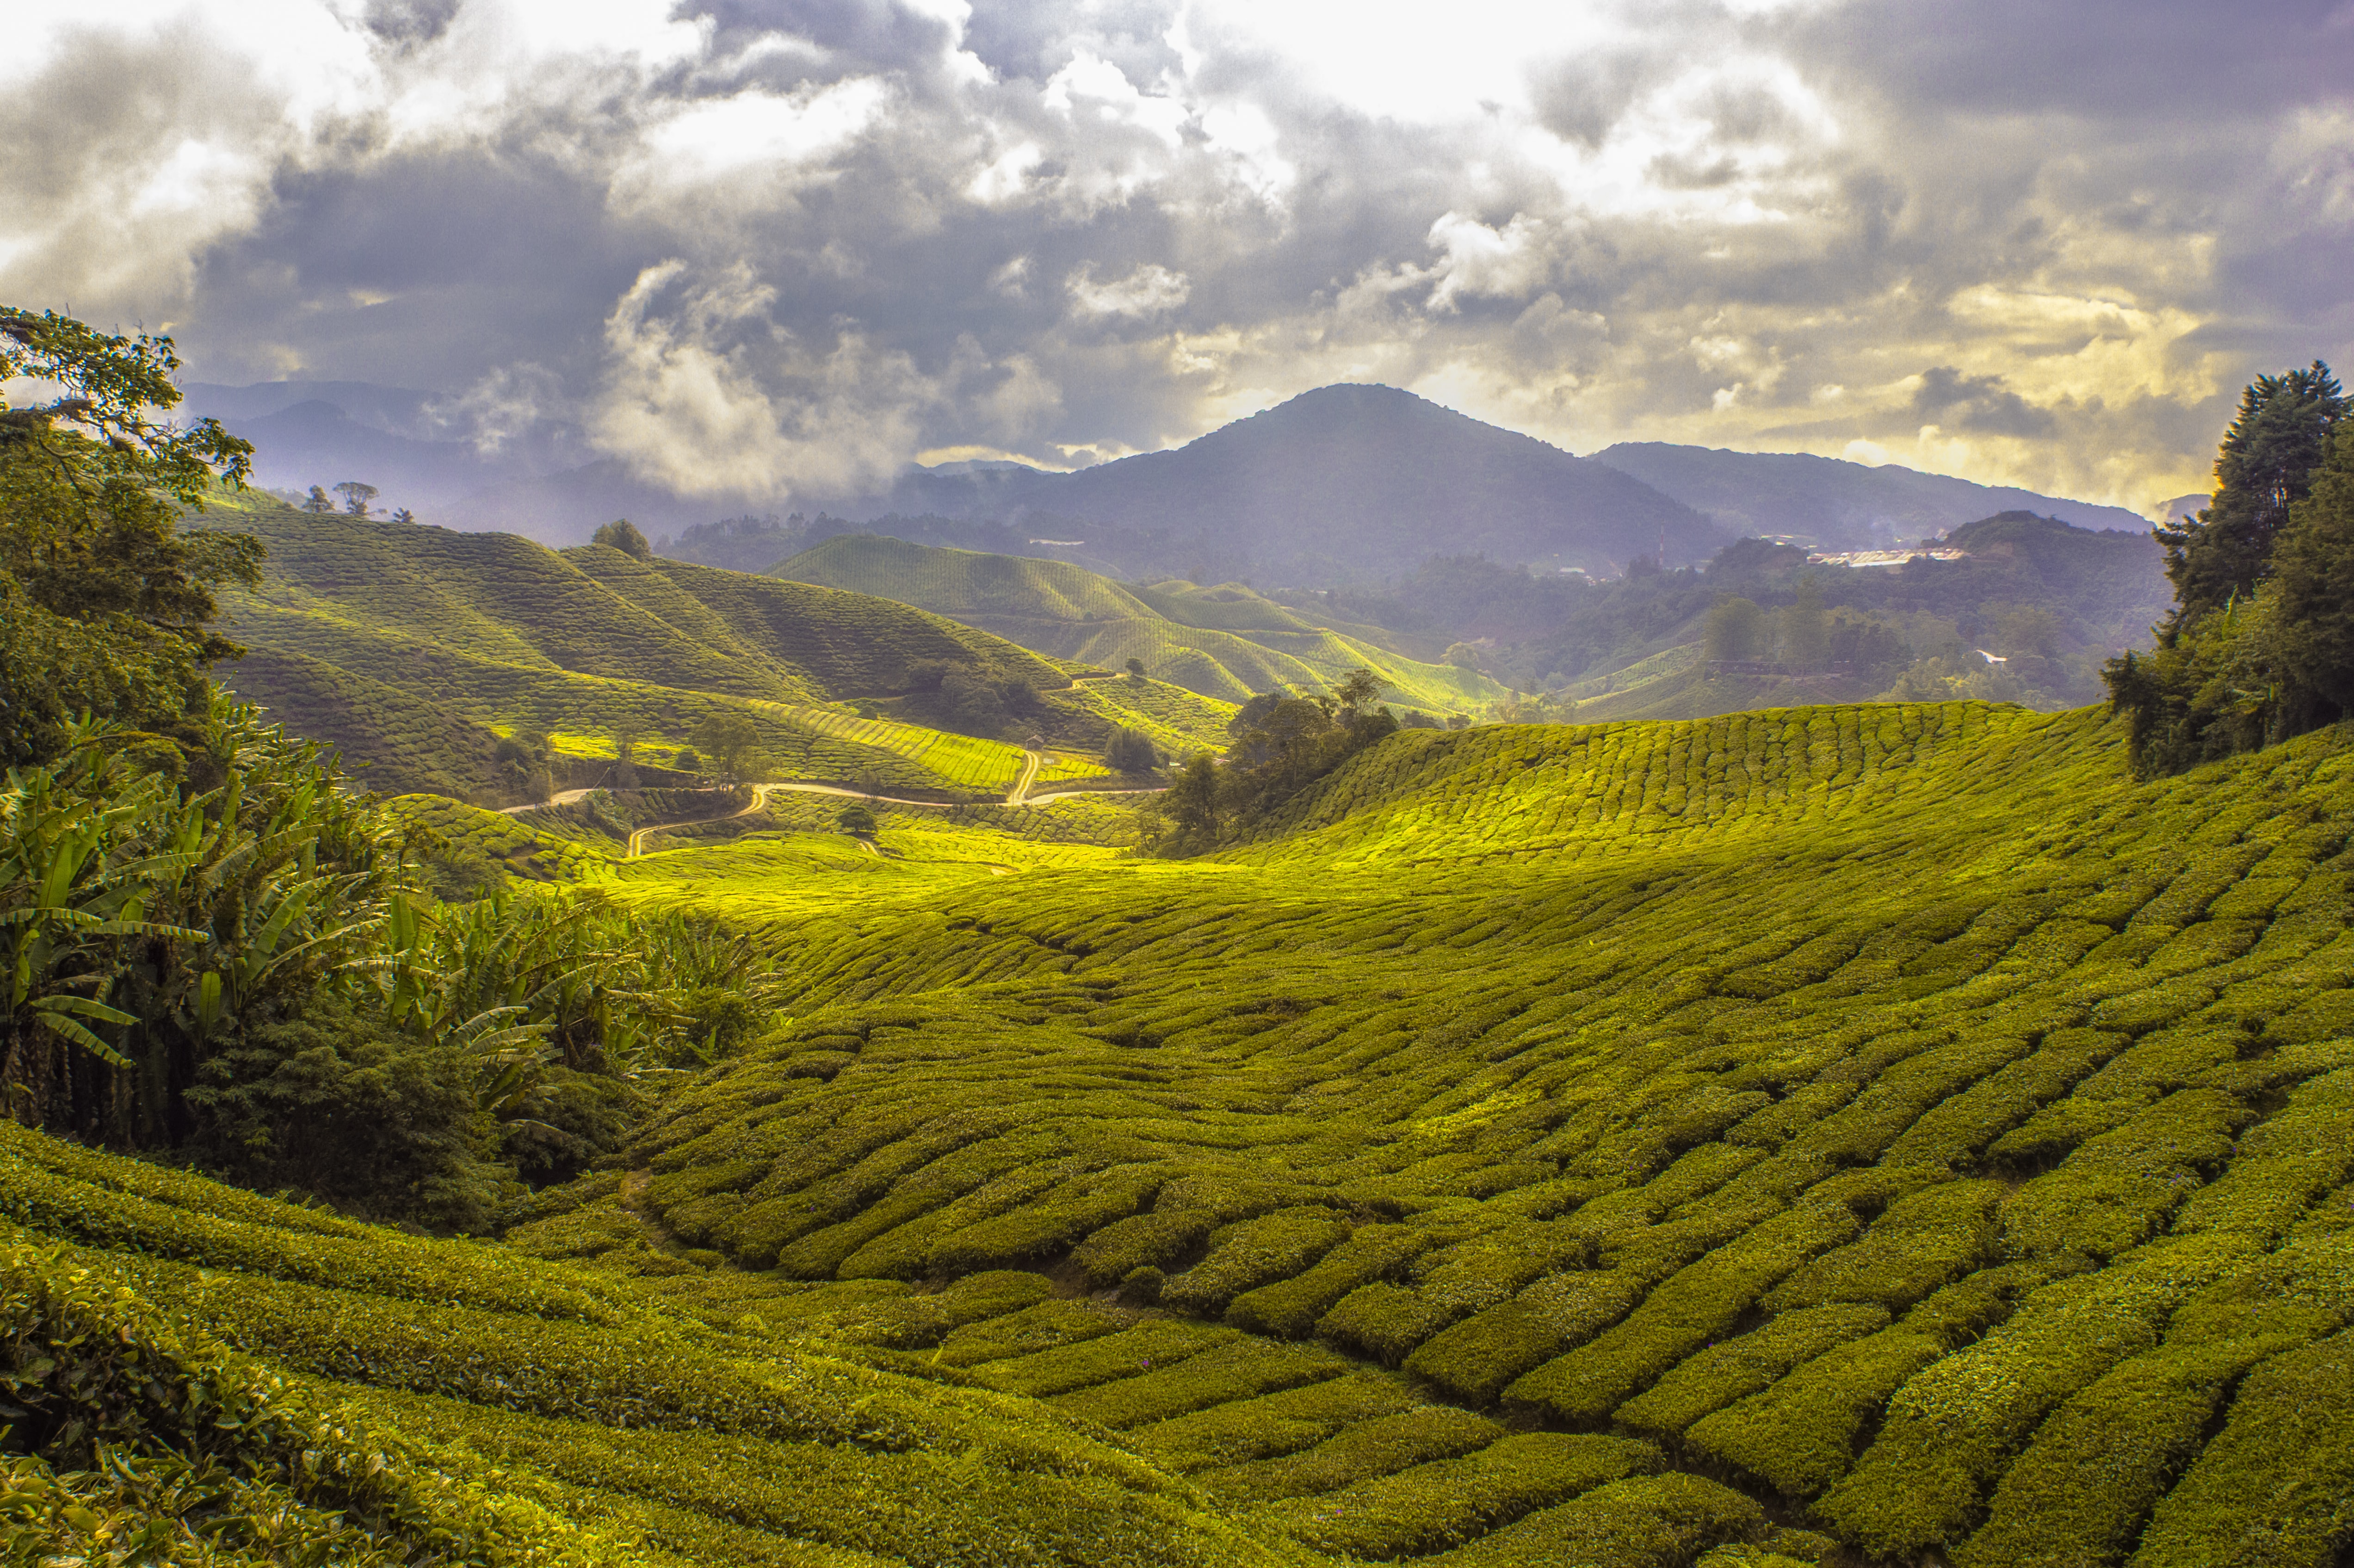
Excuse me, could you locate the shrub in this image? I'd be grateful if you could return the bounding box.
[1162,1208,1355,1316]
[1262,1432,1664,1559]
[1050,1338,1349,1430]
[1226,1224,1426,1337]
[1199,1405,1501,1501]
[1614,1303,1890,1437]
[1126,1372,1417,1473]
[185,995,505,1232]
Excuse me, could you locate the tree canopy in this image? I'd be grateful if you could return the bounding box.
[2155,363,2345,628]
[592,519,652,559]
[0,306,263,765]
[2106,360,2351,773]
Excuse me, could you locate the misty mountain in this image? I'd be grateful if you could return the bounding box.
[179,380,603,535]
[874,385,1725,585]
[203,400,531,512]
[1593,442,2154,550]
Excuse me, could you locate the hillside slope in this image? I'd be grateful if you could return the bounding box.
[588,702,2354,1567]
[211,497,1211,803]
[773,534,1503,712]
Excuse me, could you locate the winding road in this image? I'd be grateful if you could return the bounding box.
[498,744,1164,858]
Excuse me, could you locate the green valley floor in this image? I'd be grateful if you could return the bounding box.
[10,699,2354,1568]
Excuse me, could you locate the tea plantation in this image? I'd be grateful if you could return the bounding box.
[9,697,2351,1566]
[775,534,1503,716]
[594,700,2354,1565]
[211,500,1220,802]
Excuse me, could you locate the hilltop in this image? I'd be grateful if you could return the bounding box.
[1594,442,2155,549]
[207,494,1232,804]
[772,533,1504,713]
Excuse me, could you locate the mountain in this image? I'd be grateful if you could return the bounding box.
[899,384,1723,585]
[180,379,649,540]
[772,533,1505,712]
[210,399,534,513]
[1593,442,2154,549]
[207,494,1231,802]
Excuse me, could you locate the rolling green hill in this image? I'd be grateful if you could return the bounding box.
[209,498,1233,803]
[772,534,1505,714]
[12,697,2353,1565]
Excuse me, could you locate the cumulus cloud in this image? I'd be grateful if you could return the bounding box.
[588,259,941,500]
[3,0,2349,514]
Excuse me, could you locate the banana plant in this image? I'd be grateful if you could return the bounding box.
[1,699,409,1142]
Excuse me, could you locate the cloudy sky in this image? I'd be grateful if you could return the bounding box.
[7,0,2352,513]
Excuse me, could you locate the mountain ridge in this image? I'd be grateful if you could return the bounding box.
[1593,440,2154,548]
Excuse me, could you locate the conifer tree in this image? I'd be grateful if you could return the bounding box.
[2155,362,2343,629]
[2259,429,2354,736]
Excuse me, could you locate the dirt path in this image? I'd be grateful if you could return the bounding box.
[609,773,1167,859]
[625,787,778,858]
[1007,749,1044,806]
[497,787,596,815]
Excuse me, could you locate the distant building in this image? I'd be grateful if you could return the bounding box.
[1806,548,1968,569]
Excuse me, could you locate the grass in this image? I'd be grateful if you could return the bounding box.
[15,685,2354,1565]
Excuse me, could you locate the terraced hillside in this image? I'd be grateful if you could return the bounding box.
[211,499,1224,802]
[12,695,2349,1565]
[571,702,2354,1567]
[773,535,1503,714]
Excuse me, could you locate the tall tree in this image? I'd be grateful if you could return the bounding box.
[1704,596,1765,661]
[2107,362,2350,775]
[1161,753,1222,848]
[1779,576,1830,671]
[2156,362,2344,629]
[333,481,378,517]
[691,712,763,784]
[2257,428,2354,738]
[0,306,260,763]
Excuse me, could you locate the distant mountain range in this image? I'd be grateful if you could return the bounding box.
[183,377,2163,581]
[1592,443,2153,548]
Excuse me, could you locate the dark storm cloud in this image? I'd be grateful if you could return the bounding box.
[4,0,2348,512]
[1911,367,2057,438]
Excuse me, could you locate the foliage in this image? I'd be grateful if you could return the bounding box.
[774,531,1502,715]
[0,306,262,765]
[689,712,762,784]
[213,500,1152,804]
[581,696,2354,1568]
[2154,363,2345,626]
[2107,364,2352,775]
[1704,596,1766,661]
[0,1229,553,1566]
[182,995,505,1233]
[589,519,651,560]
[1142,671,1396,853]
[1106,726,1159,774]
[0,699,408,1146]
[1322,513,2165,721]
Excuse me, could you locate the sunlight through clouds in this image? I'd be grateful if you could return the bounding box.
[0,0,2345,513]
